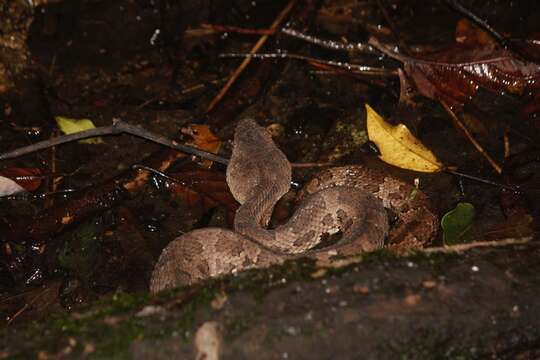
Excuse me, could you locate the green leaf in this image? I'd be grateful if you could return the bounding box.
[55,116,104,144]
[441,202,475,245]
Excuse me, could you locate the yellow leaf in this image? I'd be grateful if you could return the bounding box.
[366,104,443,172]
[55,116,103,144]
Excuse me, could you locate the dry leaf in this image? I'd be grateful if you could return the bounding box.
[182,124,221,168]
[365,104,443,172]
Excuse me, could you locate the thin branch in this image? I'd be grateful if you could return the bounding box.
[368,36,406,62]
[0,120,339,172]
[443,0,540,63]
[440,100,502,174]
[219,52,398,77]
[131,164,187,184]
[445,168,517,191]
[0,120,229,166]
[421,236,531,254]
[375,0,411,55]
[444,0,505,44]
[201,23,274,36]
[281,28,378,54]
[0,125,115,159]
[290,162,333,168]
[206,0,297,112]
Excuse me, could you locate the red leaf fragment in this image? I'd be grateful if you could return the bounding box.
[0,167,42,194]
[403,45,539,106]
[370,21,540,109]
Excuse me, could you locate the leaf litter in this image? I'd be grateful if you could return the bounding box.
[0,1,539,344]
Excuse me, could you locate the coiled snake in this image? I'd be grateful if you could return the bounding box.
[150,119,437,293]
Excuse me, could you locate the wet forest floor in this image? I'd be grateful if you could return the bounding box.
[1,0,539,358]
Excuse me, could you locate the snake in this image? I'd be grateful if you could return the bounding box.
[149,119,438,293]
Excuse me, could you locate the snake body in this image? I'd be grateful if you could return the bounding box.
[150,119,437,293]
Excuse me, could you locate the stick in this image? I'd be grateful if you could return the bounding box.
[0,120,229,166]
[444,168,517,191]
[421,236,531,254]
[375,0,410,55]
[220,52,398,77]
[281,28,377,54]
[444,0,506,44]
[206,0,297,112]
[440,100,502,174]
[0,120,337,170]
[201,23,274,36]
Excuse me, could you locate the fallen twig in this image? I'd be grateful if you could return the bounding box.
[281,28,378,54]
[441,100,503,174]
[444,168,517,191]
[375,0,411,55]
[421,236,532,254]
[322,236,533,270]
[0,119,337,170]
[444,1,536,63]
[0,119,229,166]
[444,0,505,44]
[206,0,297,112]
[220,52,398,77]
[201,23,274,36]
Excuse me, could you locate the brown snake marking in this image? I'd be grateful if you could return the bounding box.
[149,119,438,293]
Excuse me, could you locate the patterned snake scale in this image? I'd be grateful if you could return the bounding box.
[150,119,438,293]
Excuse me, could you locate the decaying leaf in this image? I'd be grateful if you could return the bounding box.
[182,124,221,168]
[0,167,42,197]
[370,25,540,110]
[365,104,443,172]
[167,169,238,224]
[455,18,497,48]
[55,116,104,144]
[441,202,475,245]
